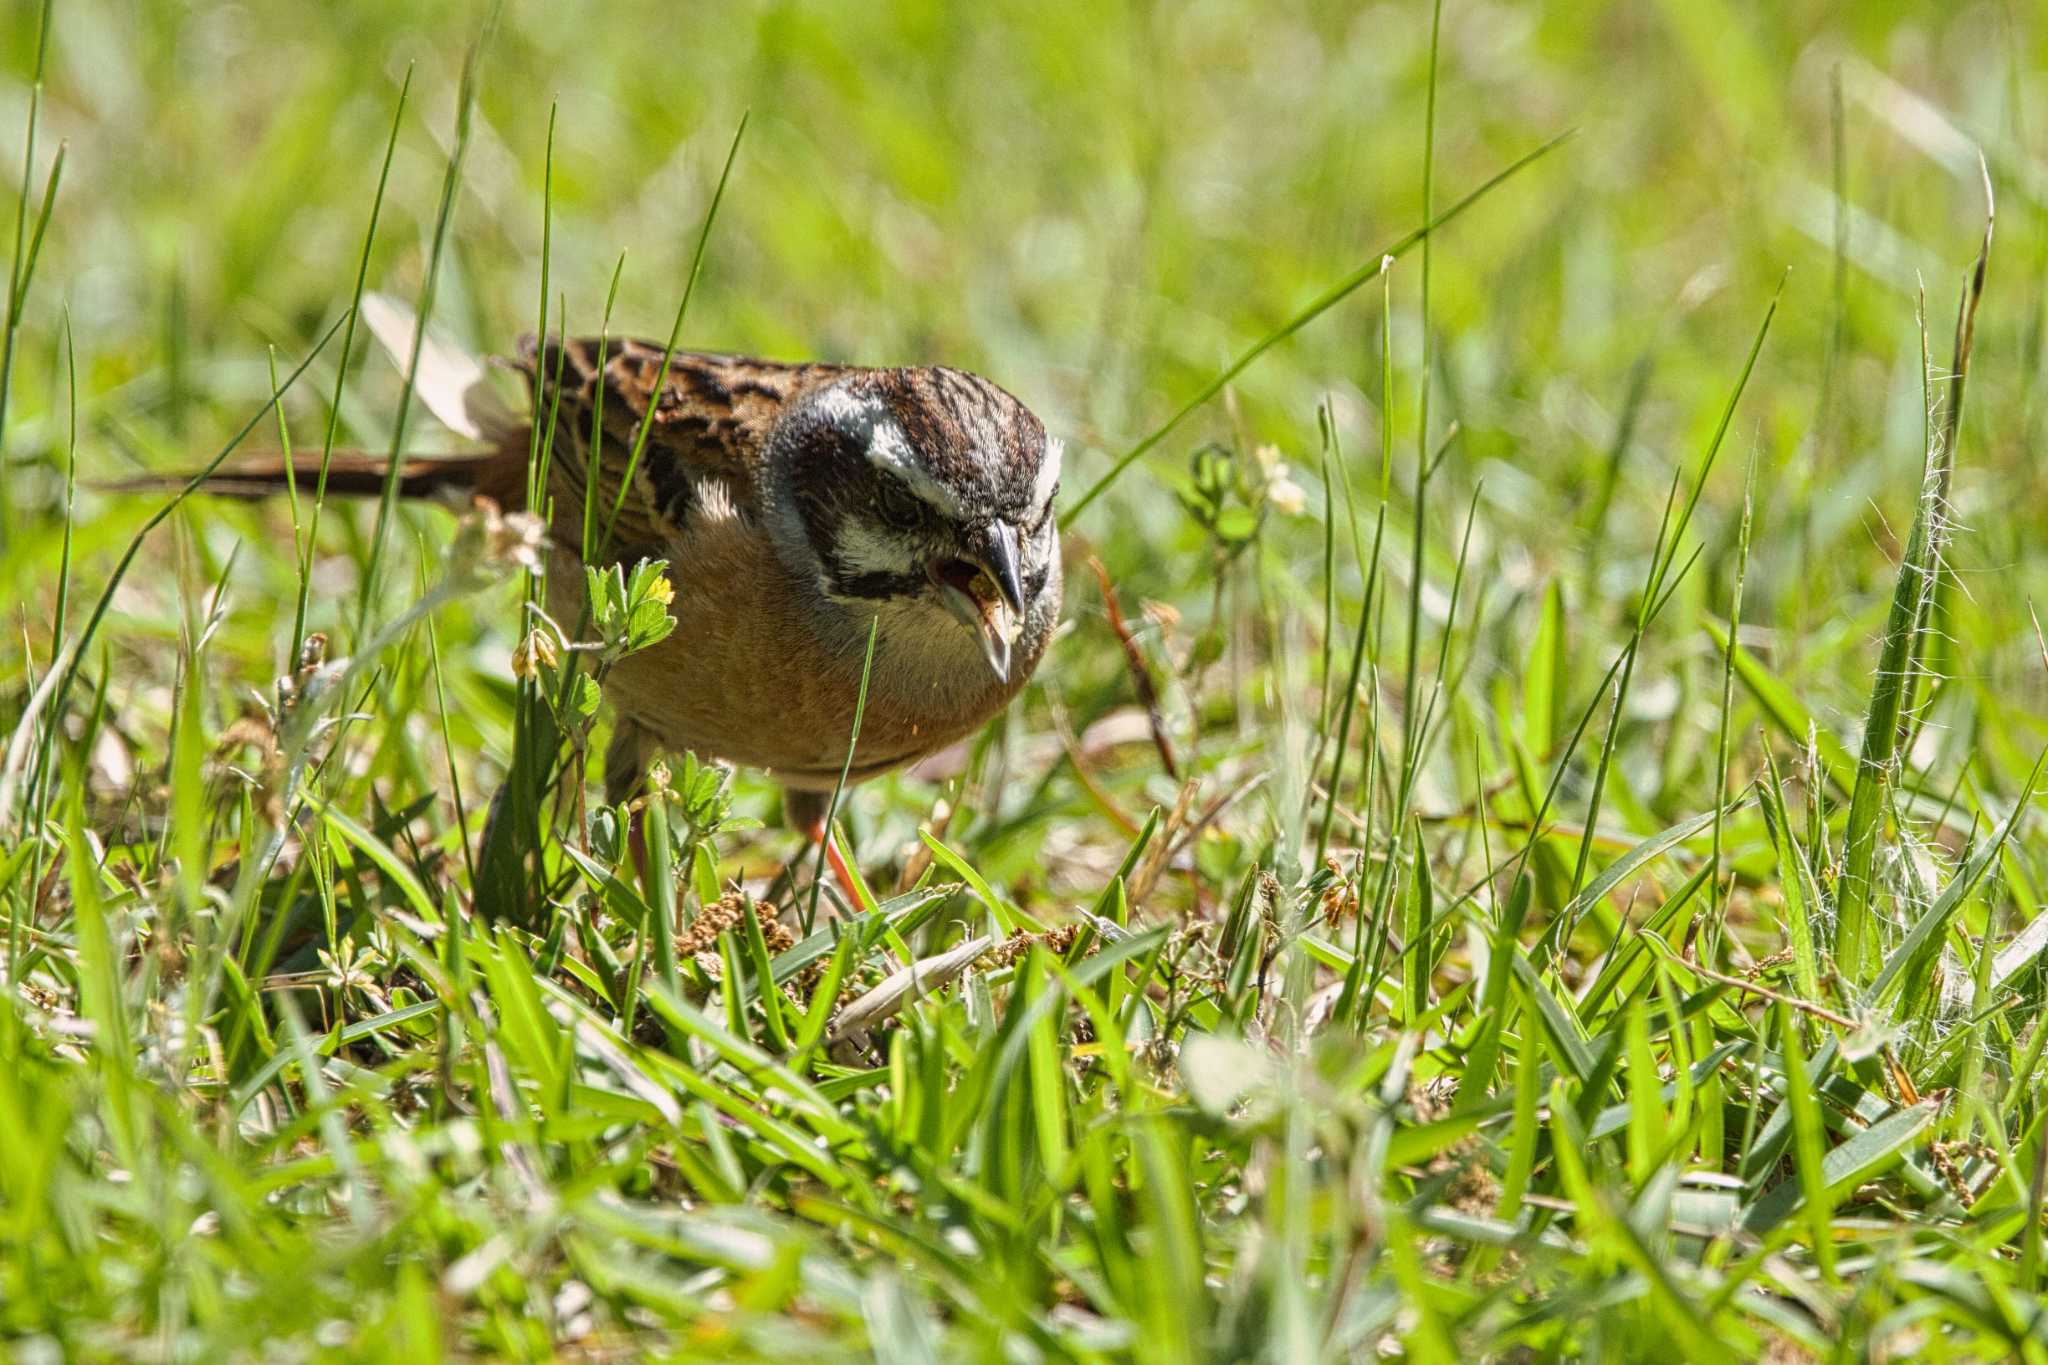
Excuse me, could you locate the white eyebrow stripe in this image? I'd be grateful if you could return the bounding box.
[814,387,869,424]
[817,384,965,518]
[1031,436,1064,513]
[866,415,963,518]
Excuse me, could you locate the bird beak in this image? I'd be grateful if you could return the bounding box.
[932,521,1027,684]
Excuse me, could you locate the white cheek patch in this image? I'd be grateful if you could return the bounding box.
[1030,436,1064,516]
[832,519,921,580]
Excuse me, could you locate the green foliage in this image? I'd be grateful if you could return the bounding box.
[1176,442,1265,555]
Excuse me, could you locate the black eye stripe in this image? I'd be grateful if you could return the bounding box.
[871,476,929,528]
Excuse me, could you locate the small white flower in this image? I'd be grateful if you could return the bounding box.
[317,934,389,1008]
[1267,471,1308,517]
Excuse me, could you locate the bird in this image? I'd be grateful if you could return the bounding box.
[126,298,1065,855]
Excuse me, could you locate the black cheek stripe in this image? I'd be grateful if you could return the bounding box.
[829,567,926,600]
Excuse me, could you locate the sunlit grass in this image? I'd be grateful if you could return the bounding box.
[4,1,2048,1358]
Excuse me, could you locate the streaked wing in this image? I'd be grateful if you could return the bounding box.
[514,335,843,557]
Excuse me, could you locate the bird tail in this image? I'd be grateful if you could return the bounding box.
[96,447,532,508]
[101,291,535,508]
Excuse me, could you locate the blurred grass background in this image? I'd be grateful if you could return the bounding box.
[6,0,2046,819]
[8,0,2048,1357]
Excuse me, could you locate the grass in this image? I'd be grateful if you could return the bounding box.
[6,0,2048,1359]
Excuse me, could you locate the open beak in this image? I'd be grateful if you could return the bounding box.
[931,521,1026,683]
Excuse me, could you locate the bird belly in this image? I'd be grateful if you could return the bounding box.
[547,519,1027,791]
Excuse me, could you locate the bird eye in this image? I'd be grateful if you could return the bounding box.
[873,477,925,528]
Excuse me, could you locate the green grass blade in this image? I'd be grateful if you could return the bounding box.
[1061,128,1574,527]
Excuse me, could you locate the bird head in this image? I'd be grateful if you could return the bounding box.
[765,367,1063,687]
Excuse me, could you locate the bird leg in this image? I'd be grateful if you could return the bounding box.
[785,788,863,911]
[611,728,861,914]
